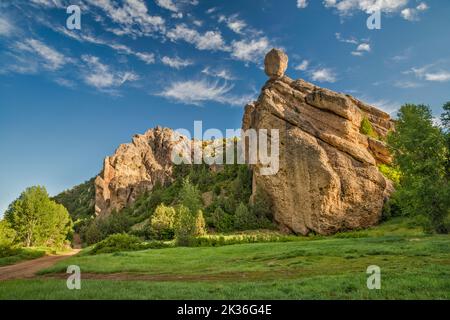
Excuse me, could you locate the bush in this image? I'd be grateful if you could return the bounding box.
[378,164,401,185]
[174,205,196,246]
[150,204,177,240]
[195,210,207,236]
[0,220,17,248]
[234,202,257,230]
[360,116,378,139]
[90,234,145,255]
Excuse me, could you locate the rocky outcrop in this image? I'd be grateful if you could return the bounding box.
[242,49,394,235]
[94,126,185,216]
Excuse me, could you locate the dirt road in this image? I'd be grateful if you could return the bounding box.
[0,250,80,281]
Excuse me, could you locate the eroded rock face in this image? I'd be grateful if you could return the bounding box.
[94,127,185,216]
[243,50,395,235]
[264,48,288,79]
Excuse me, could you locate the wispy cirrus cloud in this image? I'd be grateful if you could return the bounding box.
[336,33,371,57]
[86,0,165,37]
[405,64,450,82]
[13,38,72,71]
[202,67,236,80]
[0,15,15,37]
[81,55,139,90]
[158,79,254,106]
[166,24,227,51]
[161,56,193,69]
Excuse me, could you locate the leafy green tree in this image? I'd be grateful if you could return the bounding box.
[0,220,17,248]
[440,102,450,176]
[174,205,196,246]
[5,186,73,247]
[150,204,176,240]
[388,104,449,233]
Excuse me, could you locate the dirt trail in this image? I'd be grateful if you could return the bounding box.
[0,250,80,281]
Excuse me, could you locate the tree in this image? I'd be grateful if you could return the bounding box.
[150,204,177,240]
[179,178,202,214]
[440,102,450,176]
[388,104,449,233]
[174,205,196,246]
[234,202,256,230]
[0,220,17,248]
[5,186,73,247]
[194,210,207,236]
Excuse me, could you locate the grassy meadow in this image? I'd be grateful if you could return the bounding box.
[1,218,449,299]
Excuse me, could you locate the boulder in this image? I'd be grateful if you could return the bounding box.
[242,49,395,235]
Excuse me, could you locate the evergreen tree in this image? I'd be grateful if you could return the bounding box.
[388,104,449,233]
[194,210,207,236]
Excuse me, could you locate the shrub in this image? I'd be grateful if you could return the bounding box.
[195,210,207,236]
[212,207,234,232]
[150,204,177,240]
[90,233,144,255]
[174,205,196,246]
[360,116,378,139]
[234,202,257,230]
[378,164,401,185]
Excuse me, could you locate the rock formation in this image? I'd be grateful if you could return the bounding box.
[94,126,185,216]
[243,48,395,235]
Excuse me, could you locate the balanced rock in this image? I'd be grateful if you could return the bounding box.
[243,50,395,235]
[264,48,288,79]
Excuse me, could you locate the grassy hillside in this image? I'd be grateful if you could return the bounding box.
[1,218,449,299]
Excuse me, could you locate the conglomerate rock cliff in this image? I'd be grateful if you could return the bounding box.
[94,126,185,216]
[242,48,395,235]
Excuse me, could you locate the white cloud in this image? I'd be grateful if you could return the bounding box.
[401,2,429,21]
[424,71,450,82]
[155,0,178,12]
[230,37,270,63]
[86,0,165,37]
[81,55,139,89]
[159,79,253,106]
[406,64,450,82]
[30,0,63,7]
[335,33,358,44]
[202,67,236,80]
[295,60,309,71]
[166,24,227,51]
[310,68,337,83]
[161,56,193,69]
[297,0,309,9]
[0,15,14,37]
[219,14,247,34]
[351,43,371,56]
[356,43,371,52]
[14,38,69,71]
[323,0,409,15]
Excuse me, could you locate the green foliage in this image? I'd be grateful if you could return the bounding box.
[234,202,257,230]
[0,247,46,266]
[212,207,234,232]
[378,164,401,185]
[0,219,17,248]
[387,104,449,233]
[83,211,134,245]
[360,116,378,139]
[5,186,73,248]
[179,178,202,214]
[194,210,207,236]
[53,178,95,220]
[90,233,145,255]
[150,204,176,240]
[174,205,196,246]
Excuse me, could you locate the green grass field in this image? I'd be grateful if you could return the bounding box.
[1,218,449,299]
[0,248,46,267]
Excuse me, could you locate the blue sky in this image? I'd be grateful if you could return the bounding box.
[1,0,449,216]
